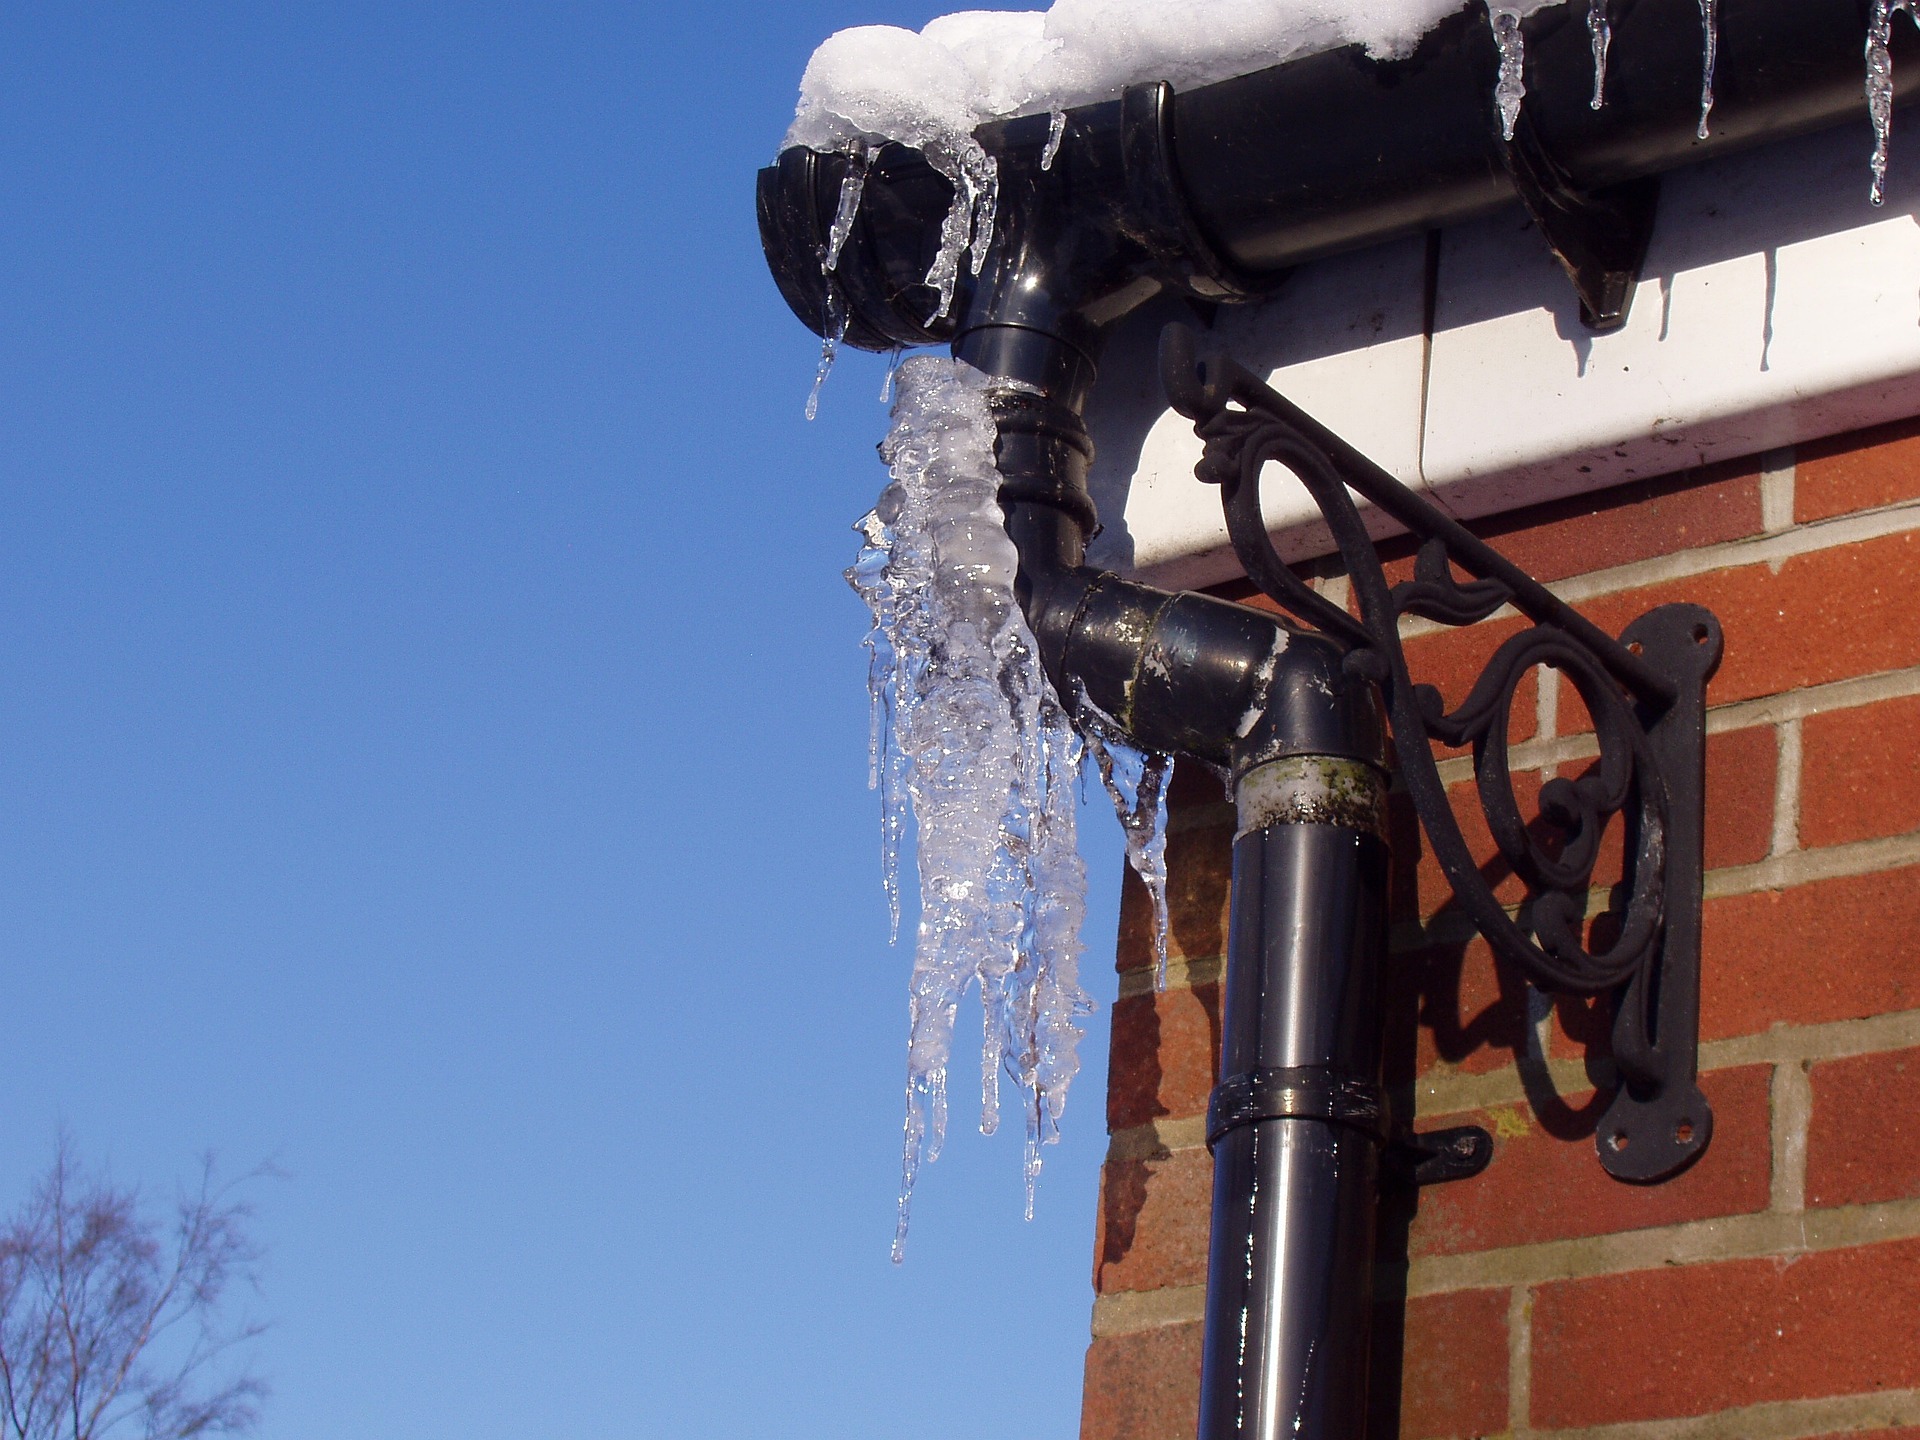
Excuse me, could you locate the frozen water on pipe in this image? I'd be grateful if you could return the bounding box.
[1041,108,1067,170]
[879,345,904,404]
[1869,0,1915,206]
[846,357,1091,1261]
[847,509,910,937]
[805,281,849,421]
[1079,704,1174,991]
[1696,0,1719,139]
[1489,7,1527,142]
[1588,0,1611,110]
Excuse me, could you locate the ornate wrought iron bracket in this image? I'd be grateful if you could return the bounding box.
[1160,322,1719,1183]
[1504,113,1660,332]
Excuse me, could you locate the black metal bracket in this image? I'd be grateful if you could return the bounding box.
[1386,1125,1496,1188]
[1160,322,1719,1183]
[1504,112,1660,332]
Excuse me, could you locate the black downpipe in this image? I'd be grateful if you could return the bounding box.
[759,4,1907,1433]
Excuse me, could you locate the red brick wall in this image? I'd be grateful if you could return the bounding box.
[1080,418,1920,1440]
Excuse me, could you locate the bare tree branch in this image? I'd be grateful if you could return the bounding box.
[0,1142,267,1440]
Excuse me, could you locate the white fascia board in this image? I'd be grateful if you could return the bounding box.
[1083,235,1431,589]
[1090,118,1920,590]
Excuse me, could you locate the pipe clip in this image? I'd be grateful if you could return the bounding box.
[1206,1066,1387,1150]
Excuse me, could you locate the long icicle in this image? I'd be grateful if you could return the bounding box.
[1869,0,1915,205]
[1488,5,1527,142]
[1696,0,1720,139]
[1588,0,1612,110]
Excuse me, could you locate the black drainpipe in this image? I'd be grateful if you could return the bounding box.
[760,2,1903,1434]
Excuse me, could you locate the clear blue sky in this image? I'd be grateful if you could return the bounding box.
[0,5,1130,1437]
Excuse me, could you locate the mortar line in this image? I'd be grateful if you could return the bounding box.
[1508,1284,1533,1438]
[1759,445,1797,534]
[1428,664,1920,786]
[1396,496,1920,641]
[1406,1195,1920,1298]
[1108,1007,1920,1156]
[1770,1058,1812,1215]
[1771,717,1803,857]
[1532,1386,1920,1440]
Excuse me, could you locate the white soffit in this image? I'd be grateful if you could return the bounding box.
[1091,118,1920,591]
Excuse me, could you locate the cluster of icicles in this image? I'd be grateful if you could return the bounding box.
[801,0,1920,418]
[847,357,1173,1259]
[1488,0,1711,144]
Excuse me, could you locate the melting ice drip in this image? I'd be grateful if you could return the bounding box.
[1489,6,1527,142]
[1588,0,1611,111]
[1696,0,1719,139]
[1042,109,1068,171]
[847,356,1093,1261]
[1078,696,1174,991]
[1870,0,1918,205]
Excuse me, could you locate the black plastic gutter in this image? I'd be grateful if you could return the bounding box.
[762,0,1918,353]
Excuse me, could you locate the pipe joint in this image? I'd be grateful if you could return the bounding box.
[1206,1066,1388,1150]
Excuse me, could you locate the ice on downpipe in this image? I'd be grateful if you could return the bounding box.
[1869,0,1917,205]
[1079,702,1175,991]
[847,356,1093,1260]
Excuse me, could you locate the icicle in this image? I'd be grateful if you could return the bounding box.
[1588,0,1612,111]
[849,358,1091,1261]
[1869,0,1914,206]
[879,345,903,405]
[822,145,870,276]
[1079,708,1175,992]
[1041,109,1067,171]
[1488,6,1527,143]
[1696,0,1720,139]
[921,139,1000,322]
[805,281,848,421]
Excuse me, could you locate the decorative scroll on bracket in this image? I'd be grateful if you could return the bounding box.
[1159,322,1718,1184]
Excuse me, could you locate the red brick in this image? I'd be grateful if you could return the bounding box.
[1080,1324,1201,1440]
[1797,414,1920,523]
[1107,983,1220,1131]
[1118,822,1233,975]
[1700,867,1920,1041]
[1545,712,1775,871]
[1808,1047,1920,1209]
[1410,772,1545,919]
[1531,1238,1920,1428]
[1397,1288,1510,1440]
[1704,724,1778,870]
[1385,934,1531,1084]
[1371,459,1763,588]
[1400,617,1538,753]
[1094,1147,1212,1294]
[1571,531,1920,708]
[1801,694,1920,850]
[1408,1065,1771,1257]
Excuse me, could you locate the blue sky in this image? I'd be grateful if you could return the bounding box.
[0,5,1129,1437]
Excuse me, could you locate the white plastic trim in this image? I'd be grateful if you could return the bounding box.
[1087,119,1920,590]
